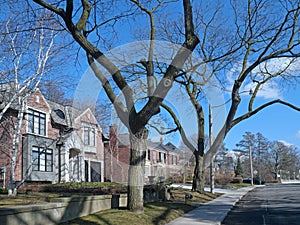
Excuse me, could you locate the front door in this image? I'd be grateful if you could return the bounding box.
[90,161,101,182]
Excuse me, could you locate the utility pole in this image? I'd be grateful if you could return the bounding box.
[249,144,254,186]
[209,104,215,193]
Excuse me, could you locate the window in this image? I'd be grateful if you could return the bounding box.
[153,151,157,163]
[54,109,65,119]
[32,146,53,172]
[83,127,96,146]
[158,152,165,163]
[172,155,177,165]
[28,109,46,136]
[147,150,151,160]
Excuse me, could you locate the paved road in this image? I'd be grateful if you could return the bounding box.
[222,184,300,225]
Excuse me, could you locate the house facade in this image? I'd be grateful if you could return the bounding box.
[0,83,105,188]
[104,125,181,183]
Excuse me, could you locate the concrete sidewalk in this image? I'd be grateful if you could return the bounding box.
[166,186,257,225]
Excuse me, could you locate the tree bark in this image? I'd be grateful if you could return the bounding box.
[127,128,148,212]
[8,99,25,196]
[192,151,205,193]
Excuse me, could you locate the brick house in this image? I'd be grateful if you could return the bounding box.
[104,125,181,183]
[0,83,105,188]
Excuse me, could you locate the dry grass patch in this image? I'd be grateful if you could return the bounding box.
[0,194,51,207]
[60,202,195,225]
[170,188,222,203]
[60,189,221,225]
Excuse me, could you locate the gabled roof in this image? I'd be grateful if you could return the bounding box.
[0,82,99,130]
[164,142,181,154]
[116,132,179,154]
[0,82,31,111]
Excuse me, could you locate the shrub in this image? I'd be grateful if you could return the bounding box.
[230,177,243,184]
[40,182,127,195]
[0,188,8,194]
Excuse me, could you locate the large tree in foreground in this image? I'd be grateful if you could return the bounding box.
[32,0,199,212]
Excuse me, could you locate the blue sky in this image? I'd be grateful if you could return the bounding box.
[224,92,300,150]
[73,41,300,152]
[222,58,300,150]
[171,82,300,151]
[68,1,300,152]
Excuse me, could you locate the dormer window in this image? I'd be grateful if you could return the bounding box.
[54,109,65,120]
[27,109,46,136]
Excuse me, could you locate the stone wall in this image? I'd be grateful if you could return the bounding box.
[0,185,168,225]
[0,194,127,225]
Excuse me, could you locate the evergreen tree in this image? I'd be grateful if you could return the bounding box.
[234,157,243,177]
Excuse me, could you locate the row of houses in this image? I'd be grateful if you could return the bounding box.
[0,83,181,188]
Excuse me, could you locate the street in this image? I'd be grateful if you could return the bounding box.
[222,184,300,225]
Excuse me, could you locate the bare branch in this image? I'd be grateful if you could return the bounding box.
[232,99,300,128]
[161,103,197,153]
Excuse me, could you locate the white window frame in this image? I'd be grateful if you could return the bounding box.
[82,123,97,147]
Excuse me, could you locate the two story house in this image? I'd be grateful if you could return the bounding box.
[105,124,181,183]
[0,83,105,188]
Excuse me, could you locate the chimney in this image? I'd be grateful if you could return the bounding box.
[160,137,164,144]
[110,124,119,149]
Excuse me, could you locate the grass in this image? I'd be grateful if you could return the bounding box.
[227,183,252,189]
[0,195,44,207]
[59,188,221,225]
[0,184,222,224]
[0,192,63,208]
[41,182,127,195]
[60,202,195,225]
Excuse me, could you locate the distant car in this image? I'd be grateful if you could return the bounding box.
[243,177,265,185]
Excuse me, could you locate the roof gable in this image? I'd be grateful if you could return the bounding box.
[27,89,51,113]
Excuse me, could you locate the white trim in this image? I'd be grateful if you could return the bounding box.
[84,158,104,182]
[81,123,97,152]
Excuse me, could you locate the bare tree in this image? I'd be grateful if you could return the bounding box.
[204,0,300,168]
[269,141,300,181]
[32,0,199,212]
[0,8,57,195]
[156,0,300,192]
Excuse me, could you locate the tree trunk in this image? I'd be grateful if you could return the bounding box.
[127,128,148,213]
[192,151,205,193]
[8,99,25,196]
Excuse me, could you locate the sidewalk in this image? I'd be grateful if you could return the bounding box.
[166,185,257,225]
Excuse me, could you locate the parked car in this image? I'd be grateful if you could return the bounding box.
[243,177,265,185]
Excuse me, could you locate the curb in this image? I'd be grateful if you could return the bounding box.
[166,186,257,225]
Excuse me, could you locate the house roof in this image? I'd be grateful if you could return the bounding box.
[116,132,179,154]
[47,100,83,128]
[164,142,181,154]
[0,82,31,111]
[0,82,99,130]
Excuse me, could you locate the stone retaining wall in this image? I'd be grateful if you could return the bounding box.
[0,184,168,225]
[0,194,127,225]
